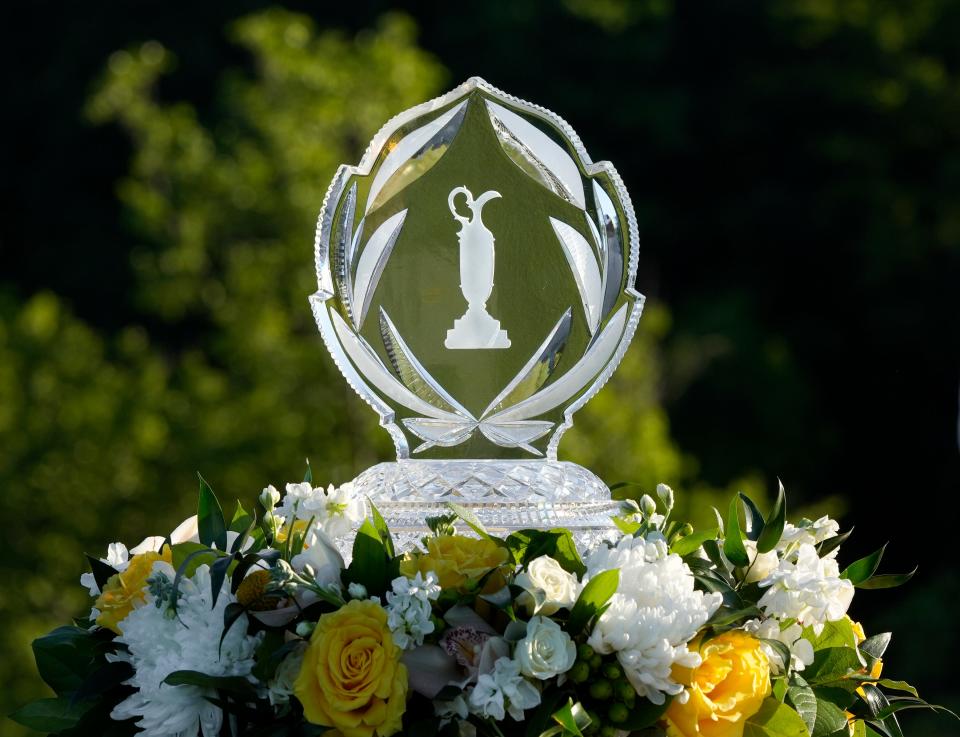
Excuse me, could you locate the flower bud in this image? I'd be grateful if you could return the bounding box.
[678,522,694,537]
[259,485,281,510]
[347,582,368,600]
[639,494,657,519]
[656,483,675,510]
[296,621,316,637]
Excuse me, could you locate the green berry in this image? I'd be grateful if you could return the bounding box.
[589,653,603,671]
[615,680,636,702]
[578,643,595,660]
[608,703,629,724]
[602,663,622,680]
[569,661,591,684]
[585,711,601,733]
[589,679,613,701]
[600,727,618,737]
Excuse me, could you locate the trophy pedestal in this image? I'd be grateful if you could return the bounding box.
[445,308,511,349]
[350,460,624,551]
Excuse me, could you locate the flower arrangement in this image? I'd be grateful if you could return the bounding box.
[12,467,953,737]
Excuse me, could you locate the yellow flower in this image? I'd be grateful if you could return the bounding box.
[294,599,407,737]
[665,631,771,737]
[94,547,173,634]
[236,570,283,611]
[399,535,509,591]
[851,620,883,690]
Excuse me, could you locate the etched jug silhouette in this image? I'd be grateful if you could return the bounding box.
[445,186,511,349]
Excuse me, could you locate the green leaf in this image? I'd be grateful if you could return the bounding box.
[841,544,886,585]
[761,639,794,673]
[344,519,389,596]
[229,500,252,533]
[9,698,93,732]
[163,669,258,696]
[171,541,215,572]
[875,680,918,698]
[671,527,720,557]
[303,460,313,484]
[612,516,643,535]
[209,553,236,609]
[707,605,762,629]
[744,698,810,737]
[84,555,119,592]
[756,480,786,554]
[817,528,853,559]
[197,474,227,551]
[368,500,396,559]
[856,568,917,590]
[567,569,619,636]
[724,495,750,567]
[505,529,586,576]
[804,618,858,650]
[614,696,672,731]
[786,682,817,734]
[739,492,766,541]
[31,626,98,695]
[859,633,891,660]
[812,696,851,736]
[551,699,590,737]
[805,647,865,685]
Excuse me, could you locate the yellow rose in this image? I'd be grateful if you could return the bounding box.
[94,547,173,634]
[399,535,509,591]
[294,599,407,737]
[665,631,771,737]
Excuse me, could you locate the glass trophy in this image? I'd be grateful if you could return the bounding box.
[309,77,644,545]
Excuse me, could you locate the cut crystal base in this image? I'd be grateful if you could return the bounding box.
[351,459,625,536]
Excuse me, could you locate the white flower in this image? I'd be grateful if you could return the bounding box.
[385,572,441,650]
[278,481,365,539]
[758,543,854,633]
[260,485,281,510]
[267,641,307,706]
[109,564,262,737]
[81,542,130,596]
[778,516,841,555]
[515,616,576,680]
[290,527,344,588]
[514,556,579,616]
[743,618,815,675]
[584,533,723,705]
[469,657,541,721]
[742,540,780,584]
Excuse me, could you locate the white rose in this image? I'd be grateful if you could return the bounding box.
[515,616,577,680]
[743,540,780,584]
[514,556,579,616]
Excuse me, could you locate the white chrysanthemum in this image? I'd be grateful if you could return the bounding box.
[743,618,815,675]
[758,543,854,633]
[109,564,262,737]
[469,657,540,721]
[778,516,841,556]
[584,533,723,705]
[278,481,364,539]
[385,572,441,650]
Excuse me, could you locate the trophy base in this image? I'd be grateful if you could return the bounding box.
[350,459,625,544]
[445,308,511,349]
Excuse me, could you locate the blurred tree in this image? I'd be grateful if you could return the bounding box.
[0,10,702,734]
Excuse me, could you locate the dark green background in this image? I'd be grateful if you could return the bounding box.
[2,2,958,736]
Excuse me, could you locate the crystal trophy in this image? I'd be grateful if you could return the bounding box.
[309,77,644,543]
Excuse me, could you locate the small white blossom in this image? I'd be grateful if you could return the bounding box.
[278,481,365,539]
[348,582,369,600]
[758,543,854,633]
[80,542,130,596]
[515,616,576,680]
[260,485,281,510]
[514,556,579,616]
[109,564,262,737]
[584,533,723,705]
[778,516,841,555]
[267,642,307,706]
[743,618,815,675]
[742,540,780,583]
[469,657,540,721]
[385,572,441,650]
